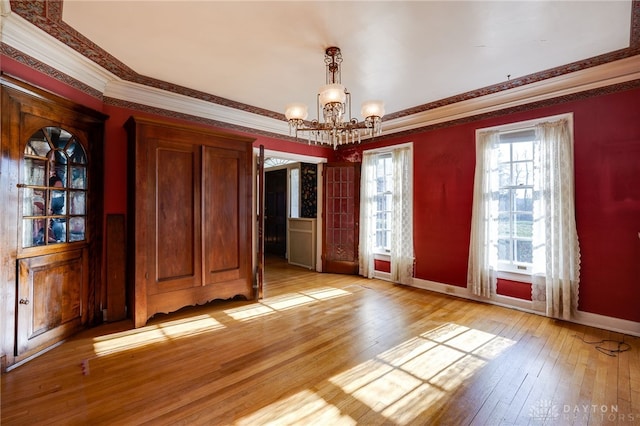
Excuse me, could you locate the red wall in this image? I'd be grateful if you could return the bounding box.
[3,56,639,323]
[339,87,640,323]
[497,279,532,301]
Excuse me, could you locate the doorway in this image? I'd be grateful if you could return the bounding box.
[264,169,287,257]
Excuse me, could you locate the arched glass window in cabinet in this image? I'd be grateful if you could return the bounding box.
[21,127,88,248]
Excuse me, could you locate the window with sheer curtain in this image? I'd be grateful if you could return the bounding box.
[359,144,414,284]
[467,114,581,320]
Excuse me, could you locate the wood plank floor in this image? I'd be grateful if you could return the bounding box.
[2,257,639,425]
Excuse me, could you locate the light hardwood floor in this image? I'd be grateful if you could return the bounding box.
[2,257,639,425]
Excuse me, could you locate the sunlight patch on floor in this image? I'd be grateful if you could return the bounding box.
[236,389,356,426]
[328,323,516,424]
[224,287,352,321]
[235,323,515,425]
[224,304,277,321]
[92,315,225,357]
[299,287,351,300]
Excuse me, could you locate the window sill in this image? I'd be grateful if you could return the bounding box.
[497,270,532,284]
[373,253,390,261]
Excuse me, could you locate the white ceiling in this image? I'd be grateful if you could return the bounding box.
[59,0,633,120]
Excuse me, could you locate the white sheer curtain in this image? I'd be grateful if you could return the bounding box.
[467,130,500,298]
[531,119,581,320]
[358,152,376,278]
[390,146,414,284]
[359,146,414,284]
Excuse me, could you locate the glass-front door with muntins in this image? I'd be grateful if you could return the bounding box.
[15,126,90,360]
[21,127,88,248]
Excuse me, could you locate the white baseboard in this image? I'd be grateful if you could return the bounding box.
[407,277,640,337]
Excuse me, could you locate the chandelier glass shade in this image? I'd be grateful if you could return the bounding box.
[285,47,384,149]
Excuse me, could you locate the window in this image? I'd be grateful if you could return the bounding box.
[359,144,414,284]
[495,130,535,272]
[374,153,393,253]
[21,127,88,248]
[468,114,580,319]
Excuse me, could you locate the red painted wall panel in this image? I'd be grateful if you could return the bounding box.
[374,259,391,273]
[497,279,532,301]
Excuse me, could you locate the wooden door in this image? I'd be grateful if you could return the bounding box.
[322,162,361,274]
[16,249,88,358]
[148,138,202,295]
[202,145,251,292]
[0,75,105,370]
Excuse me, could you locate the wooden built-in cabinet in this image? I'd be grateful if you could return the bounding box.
[0,74,105,370]
[125,116,255,328]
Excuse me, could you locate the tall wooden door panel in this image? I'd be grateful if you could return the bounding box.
[150,140,201,295]
[203,146,249,292]
[323,162,361,274]
[16,249,88,360]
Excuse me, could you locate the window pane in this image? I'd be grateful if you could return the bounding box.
[49,153,67,186]
[50,189,66,215]
[498,163,512,187]
[497,190,511,212]
[514,188,533,213]
[498,239,511,262]
[23,219,45,247]
[25,130,51,157]
[23,188,46,217]
[48,218,67,243]
[69,191,86,215]
[514,213,533,238]
[384,193,392,209]
[70,166,87,189]
[66,139,87,164]
[512,141,533,161]
[496,143,511,162]
[45,127,73,150]
[373,153,393,253]
[375,229,390,251]
[69,217,85,242]
[375,212,386,230]
[23,158,47,186]
[516,240,533,263]
[513,161,534,186]
[497,213,510,236]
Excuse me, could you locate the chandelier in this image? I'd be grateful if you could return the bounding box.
[284,47,385,149]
